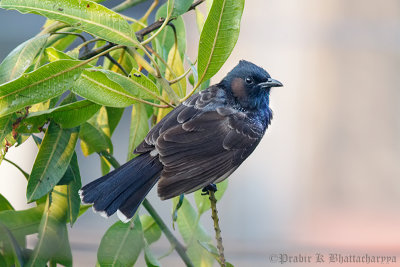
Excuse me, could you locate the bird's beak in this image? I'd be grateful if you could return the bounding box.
[259,78,283,88]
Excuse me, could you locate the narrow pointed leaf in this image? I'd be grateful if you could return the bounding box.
[155,3,186,64]
[79,122,112,156]
[21,100,100,130]
[128,103,149,160]
[144,244,161,267]
[0,205,45,237]
[26,186,71,267]
[0,59,85,118]
[171,0,194,17]
[51,225,73,267]
[140,215,161,245]
[106,107,124,136]
[57,153,81,225]
[0,113,17,163]
[0,0,138,46]
[0,194,14,212]
[197,0,244,84]
[0,223,25,267]
[27,123,79,202]
[177,198,214,266]
[0,34,49,84]
[73,69,159,107]
[98,216,144,266]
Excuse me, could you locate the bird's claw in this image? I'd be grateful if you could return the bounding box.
[201,184,217,195]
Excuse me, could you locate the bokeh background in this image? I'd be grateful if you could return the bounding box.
[1,0,400,266]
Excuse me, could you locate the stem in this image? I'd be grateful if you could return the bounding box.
[168,66,192,85]
[99,152,194,267]
[3,158,29,180]
[142,199,194,267]
[105,54,130,76]
[141,0,159,22]
[209,190,226,267]
[112,0,147,12]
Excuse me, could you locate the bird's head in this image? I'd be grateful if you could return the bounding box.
[220,60,282,110]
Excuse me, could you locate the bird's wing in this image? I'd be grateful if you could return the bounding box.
[141,87,265,199]
[134,85,227,154]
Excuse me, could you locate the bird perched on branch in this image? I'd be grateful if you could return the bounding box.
[80,60,282,222]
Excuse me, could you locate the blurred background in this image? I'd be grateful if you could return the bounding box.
[1,0,400,266]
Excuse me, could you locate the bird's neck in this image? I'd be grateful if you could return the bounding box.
[219,81,273,127]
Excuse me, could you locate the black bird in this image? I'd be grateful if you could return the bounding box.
[79,60,282,222]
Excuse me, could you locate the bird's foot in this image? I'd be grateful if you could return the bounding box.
[201,184,217,195]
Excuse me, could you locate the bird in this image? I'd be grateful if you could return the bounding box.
[79,60,282,222]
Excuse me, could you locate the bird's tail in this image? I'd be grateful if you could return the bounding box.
[79,153,163,222]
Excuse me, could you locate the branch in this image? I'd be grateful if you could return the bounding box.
[135,0,206,42]
[142,199,194,267]
[209,190,226,267]
[79,0,206,60]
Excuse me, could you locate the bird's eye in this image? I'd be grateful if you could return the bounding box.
[245,77,253,84]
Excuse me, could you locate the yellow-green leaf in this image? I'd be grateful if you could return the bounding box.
[0,59,85,118]
[197,0,244,85]
[27,123,79,202]
[0,0,138,46]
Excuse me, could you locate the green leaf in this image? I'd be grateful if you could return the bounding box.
[57,153,81,225]
[0,253,6,267]
[128,103,149,160]
[0,223,25,267]
[0,0,138,46]
[171,0,194,17]
[46,46,75,61]
[194,179,228,215]
[79,122,112,156]
[140,215,161,245]
[105,48,136,76]
[197,0,244,85]
[144,244,161,267]
[0,59,85,118]
[26,186,71,267]
[0,113,17,163]
[21,100,100,130]
[0,34,49,84]
[27,123,79,202]
[0,194,14,212]
[155,3,186,64]
[0,205,45,238]
[98,216,144,267]
[195,7,205,33]
[51,225,73,267]
[73,69,158,108]
[177,199,214,266]
[177,199,211,243]
[198,240,218,257]
[106,107,124,136]
[2,158,29,180]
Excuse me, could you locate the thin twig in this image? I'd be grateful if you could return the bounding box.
[209,190,226,267]
[142,199,194,267]
[135,0,206,41]
[141,0,159,22]
[105,54,130,76]
[112,0,147,12]
[168,67,192,85]
[50,32,87,43]
[188,0,206,12]
[79,42,116,60]
[76,38,102,53]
